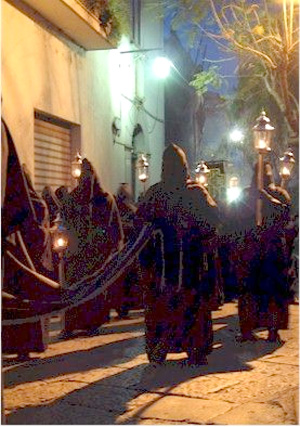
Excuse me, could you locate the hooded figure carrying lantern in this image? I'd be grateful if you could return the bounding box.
[60,158,124,337]
[135,143,221,365]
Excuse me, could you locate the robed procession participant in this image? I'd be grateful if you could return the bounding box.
[2,119,57,359]
[113,183,143,317]
[235,161,292,342]
[135,143,221,365]
[60,158,124,337]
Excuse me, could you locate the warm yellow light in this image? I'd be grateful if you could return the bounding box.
[258,139,267,150]
[281,166,290,177]
[71,153,82,179]
[139,172,148,182]
[198,175,207,185]
[57,237,67,247]
[72,167,81,178]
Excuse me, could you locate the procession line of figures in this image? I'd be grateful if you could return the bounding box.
[2,118,298,364]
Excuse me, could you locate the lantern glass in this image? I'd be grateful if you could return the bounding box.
[53,230,68,252]
[280,150,295,179]
[253,111,274,153]
[227,176,241,203]
[52,214,68,253]
[71,153,82,179]
[195,160,210,186]
[137,154,149,183]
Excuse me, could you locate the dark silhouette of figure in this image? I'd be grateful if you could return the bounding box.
[135,143,221,365]
[235,161,292,342]
[60,158,124,337]
[114,183,142,317]
[2,119,55,359]
[42,186,60,227]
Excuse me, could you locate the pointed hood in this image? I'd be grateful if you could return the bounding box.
[161,143,189,185]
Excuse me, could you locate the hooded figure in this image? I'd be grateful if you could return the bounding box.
[61,158,124,336]
[235,160,292,342]
[2,119,54,358]
[42,186,60,227]
[136,143,221,365]
[114,183,141,317]
[115,183,137,240]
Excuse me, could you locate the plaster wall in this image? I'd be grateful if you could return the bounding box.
[2,0,165,194]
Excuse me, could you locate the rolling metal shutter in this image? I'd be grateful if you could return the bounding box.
[34,118,72,193]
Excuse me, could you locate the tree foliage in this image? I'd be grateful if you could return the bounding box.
[152,0,299,144]
[81,0,130,44]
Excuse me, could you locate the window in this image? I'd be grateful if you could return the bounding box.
[34,112,80,193]
[131,0,141,46]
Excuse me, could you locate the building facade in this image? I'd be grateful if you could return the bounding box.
[2,0,165,199]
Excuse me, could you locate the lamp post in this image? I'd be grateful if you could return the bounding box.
[137,154,149,196]
[51,213,68,288]
[253,110,274,226]
[71,152,82,181]
[195,160,210,186]
[279,149,295,188]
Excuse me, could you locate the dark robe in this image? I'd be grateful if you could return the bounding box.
[42,186,60,227]
[114,184,141,315]
[63,159,124,332]
[236,174,291,338]
[2,119,53,355]
[136,144,221,361]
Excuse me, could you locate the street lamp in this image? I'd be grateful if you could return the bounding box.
[195,160,210,186]
[152,56,172,79]
[279,149,295,187]
[51,213,68,288]
[71,152,82,180]
[230,129,244,144]
[253,110,275,226]
[137,154,149,195]
[227,176,242,203]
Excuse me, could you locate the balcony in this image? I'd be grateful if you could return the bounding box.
[19,0,114,50]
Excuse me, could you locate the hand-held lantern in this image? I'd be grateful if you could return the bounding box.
[71,153,82,180]
[52,213,68,255]
[137,154,149,183]
[195,160,210,186]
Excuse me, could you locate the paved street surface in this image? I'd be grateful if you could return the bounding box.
[3,302,299,425]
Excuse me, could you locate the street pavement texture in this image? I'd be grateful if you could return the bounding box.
[2,302,299,425]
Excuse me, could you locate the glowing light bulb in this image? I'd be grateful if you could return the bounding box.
[152,57,172,79]
[198,175,206,185]
[57,237,66,247]
[139,172,147,182]
[281,166,290,177]
[72,167,81,178]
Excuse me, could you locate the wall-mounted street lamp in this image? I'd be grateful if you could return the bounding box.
[152,56,172,79]
[195,160,210,186]
[120,47,187,83]
[229,129,244,144]
[71,152,82,180]
[279,149,295,187]
[253,110,274,226]
[51,213,68,288]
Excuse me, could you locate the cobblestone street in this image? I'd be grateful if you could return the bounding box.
[3,302,299,425]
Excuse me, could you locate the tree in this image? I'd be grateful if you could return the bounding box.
[153,0,299,146]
